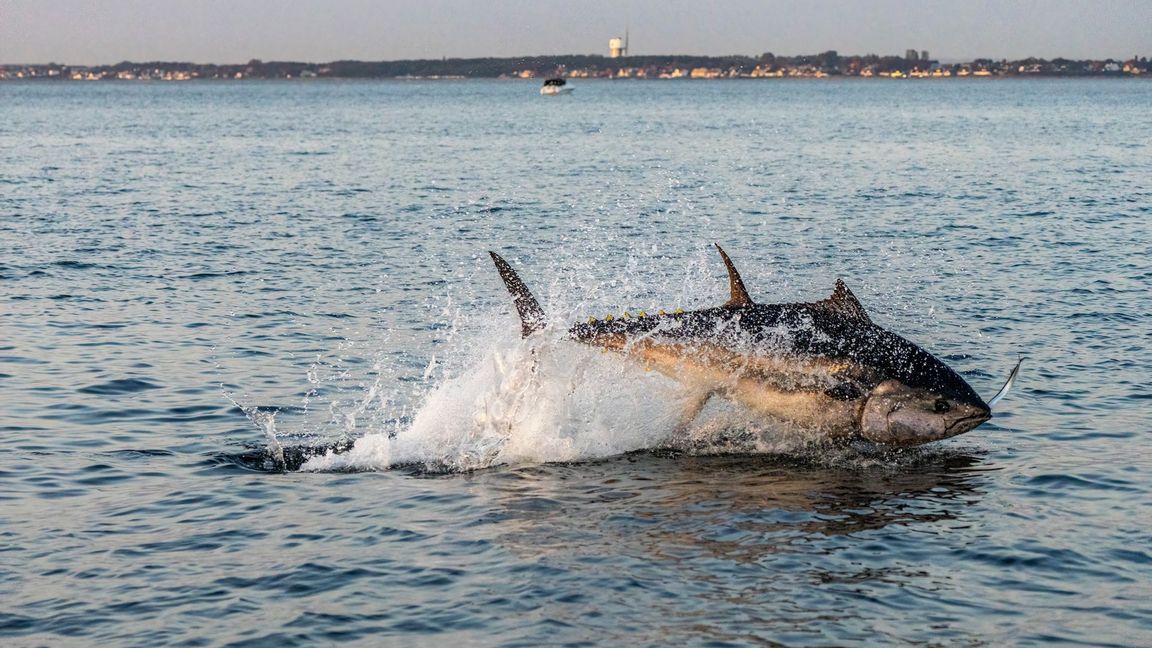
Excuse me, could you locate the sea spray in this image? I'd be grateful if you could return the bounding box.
[222,387,290,471]
[255,410,286,471]
[301,333,688,472]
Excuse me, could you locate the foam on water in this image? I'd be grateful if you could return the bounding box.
[301,332,688,472]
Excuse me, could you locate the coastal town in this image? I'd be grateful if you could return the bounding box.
[2,49,1147,82]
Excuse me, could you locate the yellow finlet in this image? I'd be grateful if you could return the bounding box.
[605,314,614,321]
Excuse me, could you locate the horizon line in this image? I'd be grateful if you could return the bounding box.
[3,51,1149,68]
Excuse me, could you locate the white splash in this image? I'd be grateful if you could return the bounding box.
[255,410,286,469]
[301,334,686,472]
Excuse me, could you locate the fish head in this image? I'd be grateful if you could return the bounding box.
[859,376,990,445]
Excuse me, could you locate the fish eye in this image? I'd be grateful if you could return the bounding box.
[934,399,951,413]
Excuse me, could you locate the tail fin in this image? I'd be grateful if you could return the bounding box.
[489,252,546,338]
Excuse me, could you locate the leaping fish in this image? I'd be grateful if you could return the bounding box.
[489,245,1021,446]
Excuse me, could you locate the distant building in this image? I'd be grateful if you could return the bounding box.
[609,33,629,58]
[906,49,919,61]
[921,50,930,62]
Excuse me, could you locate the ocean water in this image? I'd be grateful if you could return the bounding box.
[1,78,1150,646]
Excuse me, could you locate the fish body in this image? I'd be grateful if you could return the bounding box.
[491,246,1011,446]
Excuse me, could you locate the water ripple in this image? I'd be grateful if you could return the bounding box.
[1,79,1150,647]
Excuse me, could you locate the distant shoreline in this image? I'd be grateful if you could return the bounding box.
[2,52,1147,81]
[1,76,1146,83]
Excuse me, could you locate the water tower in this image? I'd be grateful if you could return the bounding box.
[609,31,629,58]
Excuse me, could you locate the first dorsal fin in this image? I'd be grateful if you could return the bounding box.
[715,244,753,308]
[814,279,872,324]
[489,252,547,337]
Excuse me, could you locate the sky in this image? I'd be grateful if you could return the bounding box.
[1,0,1148,65]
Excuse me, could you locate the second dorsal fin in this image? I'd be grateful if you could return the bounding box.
[814,279,872,324]
[715,244,753,308]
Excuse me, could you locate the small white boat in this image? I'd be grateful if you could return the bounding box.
[540,78,573,96]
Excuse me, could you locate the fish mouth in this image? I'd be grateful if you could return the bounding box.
[945,412,992,437]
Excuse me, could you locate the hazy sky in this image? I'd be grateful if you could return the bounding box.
[2,0,1148,65]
